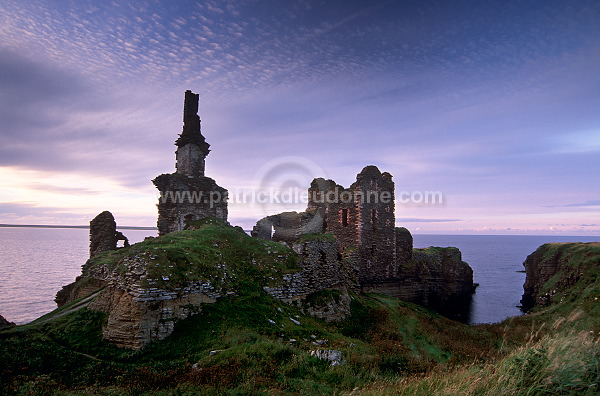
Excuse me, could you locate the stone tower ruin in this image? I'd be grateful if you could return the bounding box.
[152,90,228,235]
[307,166,396,283]
[252,165,396,283]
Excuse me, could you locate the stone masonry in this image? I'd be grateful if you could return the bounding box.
[253,166,475,320]
[254,165,396,283]
[307,166,396,282]
[89,211,129,257]
[152,90,228,235]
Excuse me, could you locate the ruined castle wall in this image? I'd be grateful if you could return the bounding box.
[352,166,396,282]
[263,239,346,301]
[252,211,323,243]
[306,167,396,283]
[176,143,206,177]
[307,179,361,254]
[153,173,228,236]
[89,211,118,256]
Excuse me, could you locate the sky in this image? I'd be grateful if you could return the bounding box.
[0,0,598,235]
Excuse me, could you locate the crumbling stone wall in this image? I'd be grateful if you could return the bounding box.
[153,173,228,235]
[259,165,397,283]
[395,227,413,263]
[153,90,228,236]
[89,211,129,257]
[251,211,323,243]
[262,238,352,322]
[263,238,347,301]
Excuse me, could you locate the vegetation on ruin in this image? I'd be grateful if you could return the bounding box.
[1,225,599,395]
[297,232,337,243]
[80,218,300,291]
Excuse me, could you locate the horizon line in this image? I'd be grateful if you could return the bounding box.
[0,224,598,238]
[0,224,157,231]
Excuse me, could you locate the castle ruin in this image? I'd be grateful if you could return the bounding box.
[252,165,397,283]
[152,90,228,235]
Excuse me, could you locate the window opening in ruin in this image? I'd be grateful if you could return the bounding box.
[371,243,376,256]
[341,209,348,226]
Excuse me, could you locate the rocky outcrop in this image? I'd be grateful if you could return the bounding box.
[55,277,106,307]
[56,220,355,349]
[520,242,600,312]
[57,240,233,349]
[88,286,217,349]
[0,314,15,330]
[363,246,475,322]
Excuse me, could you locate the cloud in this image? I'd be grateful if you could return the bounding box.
[0,47,91,133]
[25,183,99,196]
[564,201,600,207]
[0,0,599,233]
[544,200,600,208]
[0,202,86,220]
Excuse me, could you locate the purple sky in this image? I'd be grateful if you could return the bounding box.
[0,0,598,235]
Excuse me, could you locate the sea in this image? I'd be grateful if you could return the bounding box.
[0,227,598,325]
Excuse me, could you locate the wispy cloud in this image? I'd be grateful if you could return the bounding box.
[0,0,599,232]
[544,200,600,208]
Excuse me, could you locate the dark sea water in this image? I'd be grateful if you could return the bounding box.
[0,228,598,325]
[412,234,600,324]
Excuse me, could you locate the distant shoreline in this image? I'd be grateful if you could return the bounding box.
[0,224,157,231]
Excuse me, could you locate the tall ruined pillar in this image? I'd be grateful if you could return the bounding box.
[153,90,228,236]
[175,90,210,177]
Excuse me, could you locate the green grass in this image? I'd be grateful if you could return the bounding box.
[1,233,599,395]
[76,218,300,294]
[356,242,600,395]
[0,288,500,395]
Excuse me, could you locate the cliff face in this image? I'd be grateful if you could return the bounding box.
[56,221,353,349]
[520,242,600,312]
[363,246,475,322]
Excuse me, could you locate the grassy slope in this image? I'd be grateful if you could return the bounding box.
[360,242,600,395]
[1,228,597,395]
[0,220,498,395]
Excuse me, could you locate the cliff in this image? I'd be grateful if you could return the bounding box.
[363,245,475,322]
[4,241,599,394]
[520,242,600,312]
[56,219,352,349]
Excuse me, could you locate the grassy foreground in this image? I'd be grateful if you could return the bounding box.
[0,225,598,395]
